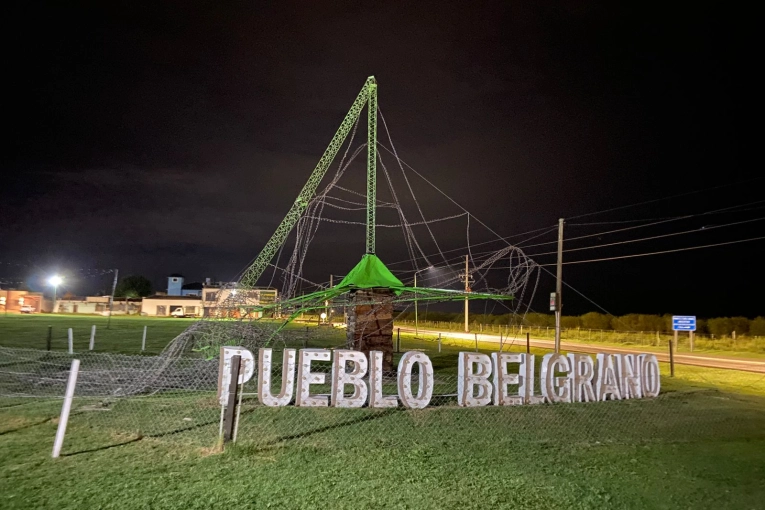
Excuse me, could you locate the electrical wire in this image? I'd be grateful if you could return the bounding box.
[536,235,765,267]
[524,216,765,258]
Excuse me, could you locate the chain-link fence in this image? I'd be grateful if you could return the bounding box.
[2,343,765,457]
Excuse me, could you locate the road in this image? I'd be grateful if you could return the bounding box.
[398,326,765,374]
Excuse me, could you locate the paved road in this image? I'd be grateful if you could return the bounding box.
[398,326,765,374]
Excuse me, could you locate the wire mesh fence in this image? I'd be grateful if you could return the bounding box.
[2,342,765,457]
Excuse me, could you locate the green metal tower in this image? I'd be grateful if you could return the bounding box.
[238,76,379,288]
[366,78,377,255]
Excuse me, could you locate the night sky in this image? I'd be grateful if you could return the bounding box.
[2,1,760,318]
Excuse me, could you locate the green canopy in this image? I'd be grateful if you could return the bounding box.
[336,254,404,291]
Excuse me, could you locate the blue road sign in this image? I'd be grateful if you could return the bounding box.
[672,315,696,331]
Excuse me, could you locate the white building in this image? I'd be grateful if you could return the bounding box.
[141,275,277,317]
[140,295,203,317]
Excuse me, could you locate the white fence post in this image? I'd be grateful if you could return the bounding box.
[52,359,80,458]
[68,328,74,354]
[141,326,147,352]
[89,325,96,351]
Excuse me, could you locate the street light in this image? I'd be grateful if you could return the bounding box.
[48,275,63,313]
[413,266,434,338]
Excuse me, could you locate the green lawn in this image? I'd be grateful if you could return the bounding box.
[2,389,764,509]
[2,314,765,508]
[0,313,192,354]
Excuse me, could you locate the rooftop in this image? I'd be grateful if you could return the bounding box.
[144,295,201,300]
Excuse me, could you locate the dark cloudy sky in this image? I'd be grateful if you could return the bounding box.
[2,1,760,318]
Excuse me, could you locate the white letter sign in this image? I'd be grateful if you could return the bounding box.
[258,348,296,407]
[457,353,493,407]
[397,351,434,409]
[218,346,255,405]
[296,349,331,407]
[330,350,368,408]
[541,353,572,403]
[368,351,398,408]
[491,353,524,406]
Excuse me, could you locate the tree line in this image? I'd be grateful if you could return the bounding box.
[396,311,765,337]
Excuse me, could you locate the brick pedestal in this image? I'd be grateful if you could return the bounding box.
[346,289,394,372]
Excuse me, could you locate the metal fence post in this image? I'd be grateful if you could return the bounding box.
[222,355,241,442]
[474,333,478,352]
[526,332,530,354]
[52,359,80,458]
[141,325,147,352]
[89,325,96,351]
[669,334,675,377]
[396,328,400,353]
[438,333,442,353]
[47,326,52,351]
[67,328,73,354]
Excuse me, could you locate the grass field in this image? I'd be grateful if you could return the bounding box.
[399,319,765,357]
[2,314,765,509]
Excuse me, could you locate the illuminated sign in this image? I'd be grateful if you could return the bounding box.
[219,347,660,408]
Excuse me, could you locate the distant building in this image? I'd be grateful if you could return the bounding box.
[53,296,140,315]
[165,275,205,297]
[140,295,203,317]
[0,289,51,313]
[167,274,185,296]
[140,274,278,317]
[54,296,108,314]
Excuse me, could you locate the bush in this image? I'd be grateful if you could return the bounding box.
[730,317,750,335]
[707,318,733,336]
[750,317,765,336]
[580,312,613,330]
[561,316,581,329]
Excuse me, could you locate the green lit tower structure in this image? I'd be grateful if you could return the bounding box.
[238,76,380,290]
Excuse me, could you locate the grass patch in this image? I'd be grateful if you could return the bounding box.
[1,387,764,509]
[2,316,765,508]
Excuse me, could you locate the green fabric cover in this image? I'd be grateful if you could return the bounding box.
[336,254,404,291]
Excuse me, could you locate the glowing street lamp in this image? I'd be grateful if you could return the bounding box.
[413,266,434,338]
[49,275,63,312]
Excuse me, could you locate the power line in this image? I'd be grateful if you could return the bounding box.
[524,216,765,258]
[536,235,765,266]
[521,199,765,251]
[566,177,765,221]
[536,264,613,316]
[385,198,765,270]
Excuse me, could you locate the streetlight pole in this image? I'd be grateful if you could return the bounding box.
[48,276,63,314]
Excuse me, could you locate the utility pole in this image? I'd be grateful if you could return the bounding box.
[107,269,118,329]
[326,274,332,323]
[554,218,564,353]
[464,255,470,333]
[414,271,419,337]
